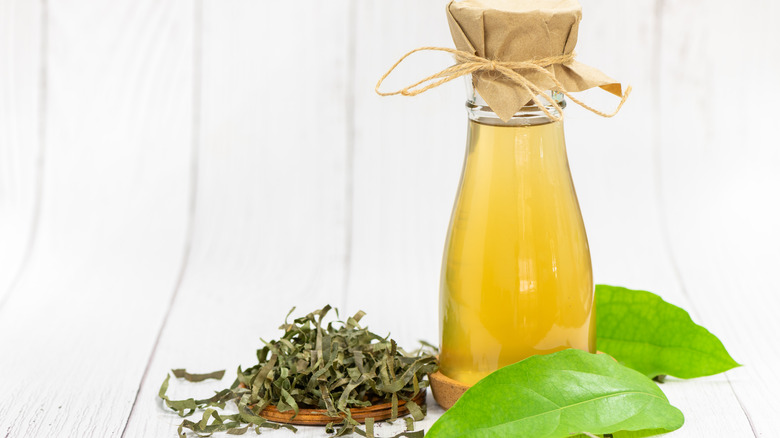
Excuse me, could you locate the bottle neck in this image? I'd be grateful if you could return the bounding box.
[465,76,566,127]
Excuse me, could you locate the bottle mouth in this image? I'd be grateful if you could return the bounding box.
[464,75,565,126]
[466,91,566,126]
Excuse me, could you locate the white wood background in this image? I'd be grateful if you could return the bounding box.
[1,0,778,437]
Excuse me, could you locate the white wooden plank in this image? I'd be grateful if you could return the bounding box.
[568,1,753,435]
[0,1,765,437]
[0,1,193,436]
[122,1,351,436]
[565,0,671,291]
[0,0,41,304]
[658,0,780,436]
[347,0,464,351]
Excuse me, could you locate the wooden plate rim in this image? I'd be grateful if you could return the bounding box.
[258,389,427,426]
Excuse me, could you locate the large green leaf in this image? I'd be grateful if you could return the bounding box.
[596,285,740,379]
[426,349,684,438]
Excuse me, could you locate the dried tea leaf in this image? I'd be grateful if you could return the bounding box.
[226,425,250,435]
[416,340,439,353]
[159,375,198,417]
[159,305,438,437]
[175,409,243,437]
[172,369,226,382]
[404,400,424,422]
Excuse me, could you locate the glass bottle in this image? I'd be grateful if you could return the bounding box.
[438,80,595,386]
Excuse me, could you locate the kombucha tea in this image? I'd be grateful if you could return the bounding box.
[439,119,595,386]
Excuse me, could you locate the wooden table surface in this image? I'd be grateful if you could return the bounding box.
[1,1,778,437]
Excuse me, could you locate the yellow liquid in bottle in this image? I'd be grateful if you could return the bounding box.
[439,119,595,386]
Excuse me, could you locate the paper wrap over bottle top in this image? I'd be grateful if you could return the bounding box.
[447,0,624,121]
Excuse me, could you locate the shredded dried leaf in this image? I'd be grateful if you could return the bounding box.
[159,305,438,437]
[172,369,226,382]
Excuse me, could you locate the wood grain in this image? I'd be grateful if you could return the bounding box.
[0,1,194,436]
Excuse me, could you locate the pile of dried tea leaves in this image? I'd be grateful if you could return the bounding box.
[159,305,438,437]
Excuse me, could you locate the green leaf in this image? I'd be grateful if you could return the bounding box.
[426,349,684,438]
[596,284,741,379]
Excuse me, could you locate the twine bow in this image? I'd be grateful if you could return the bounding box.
[375,47,632,122]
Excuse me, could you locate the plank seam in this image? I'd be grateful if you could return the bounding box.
[340,0,357,311]
[650,0,758,436]
[0,0,48,317]
[119,0,203,435]
[727,376,758,436]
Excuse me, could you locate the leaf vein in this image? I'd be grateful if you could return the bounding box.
[474,390,666,433]
[600,336,735,360]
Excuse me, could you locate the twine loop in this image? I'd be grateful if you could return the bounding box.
[375,47,632,122]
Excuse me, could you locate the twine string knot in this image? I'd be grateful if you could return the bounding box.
[375,46,632,122]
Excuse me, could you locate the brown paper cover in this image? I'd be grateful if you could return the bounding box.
[447,0,624,121]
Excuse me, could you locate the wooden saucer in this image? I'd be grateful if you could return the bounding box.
[257,389,427,425]
[429,370,470,410]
